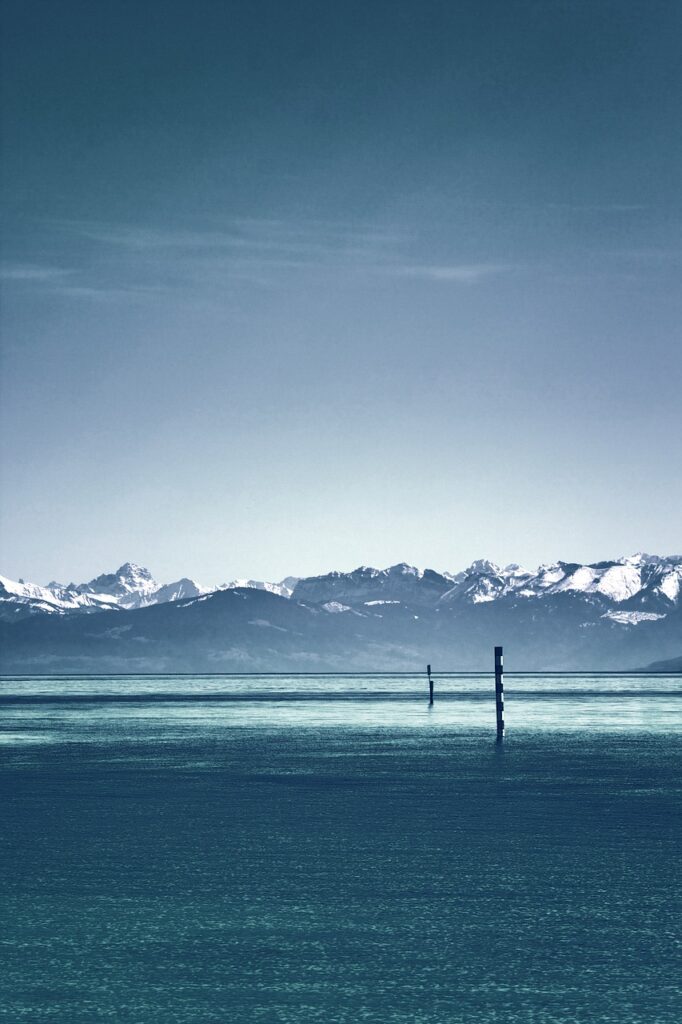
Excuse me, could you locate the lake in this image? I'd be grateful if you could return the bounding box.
[1,673,681,1023]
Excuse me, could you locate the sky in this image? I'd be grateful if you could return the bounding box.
[1,0,681,587]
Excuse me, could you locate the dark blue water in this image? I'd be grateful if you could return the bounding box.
[1,674,681,1023]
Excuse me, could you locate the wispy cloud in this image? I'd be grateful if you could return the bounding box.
[0,263,72,282]
[9,218,524,300]
[54,284,169,301]
[541,202,649,213]
[394,263,518,284]
[53,218,403,262]
[602,247,682,263]
[37,216,414,292]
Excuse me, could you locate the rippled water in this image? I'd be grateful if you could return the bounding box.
[1,673,681,1023]
[1,672,680,742]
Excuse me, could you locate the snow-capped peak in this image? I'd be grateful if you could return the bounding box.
[0,573,120,618]
[2,554,680,624]
[435,555,682,610]
[221,578,298,599]
[0,564,213,620]
[387,563,424,578]
[467,558,502,576]
[74,563,160,608]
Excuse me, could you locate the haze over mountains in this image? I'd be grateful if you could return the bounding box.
[1,555,680,673]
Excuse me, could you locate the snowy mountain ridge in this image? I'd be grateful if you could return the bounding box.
[436,553,681,609]
[292,554,681,613]
[220,577,299,599]
[2,554,680,673]
[0,574,120,617]
[0,563,298,621]
[0,563,212,620]
[1,554,680,623]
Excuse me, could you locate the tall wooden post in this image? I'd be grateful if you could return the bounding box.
[494,646,504,741]
[427,664,434,706]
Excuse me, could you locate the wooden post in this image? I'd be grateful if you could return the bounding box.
[494,646,504,741]
[427,664,434,706]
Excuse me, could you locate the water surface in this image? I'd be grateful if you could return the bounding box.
[1,671,680,742]
[1,673,680,1023]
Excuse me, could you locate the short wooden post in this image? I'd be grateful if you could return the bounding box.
[494,646,504,741]
[427,664,434,706]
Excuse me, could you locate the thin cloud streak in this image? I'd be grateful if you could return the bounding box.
[394,263,520,283]
[53,284,169,301]
[51,218,404,260]
[0,263,73,282]
[602,248,682,263]
[13,219,534,300]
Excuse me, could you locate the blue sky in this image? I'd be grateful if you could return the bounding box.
[1,0,681,585]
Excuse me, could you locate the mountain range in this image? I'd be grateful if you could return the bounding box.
[0,562,297,619]
[1,555,680,673]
